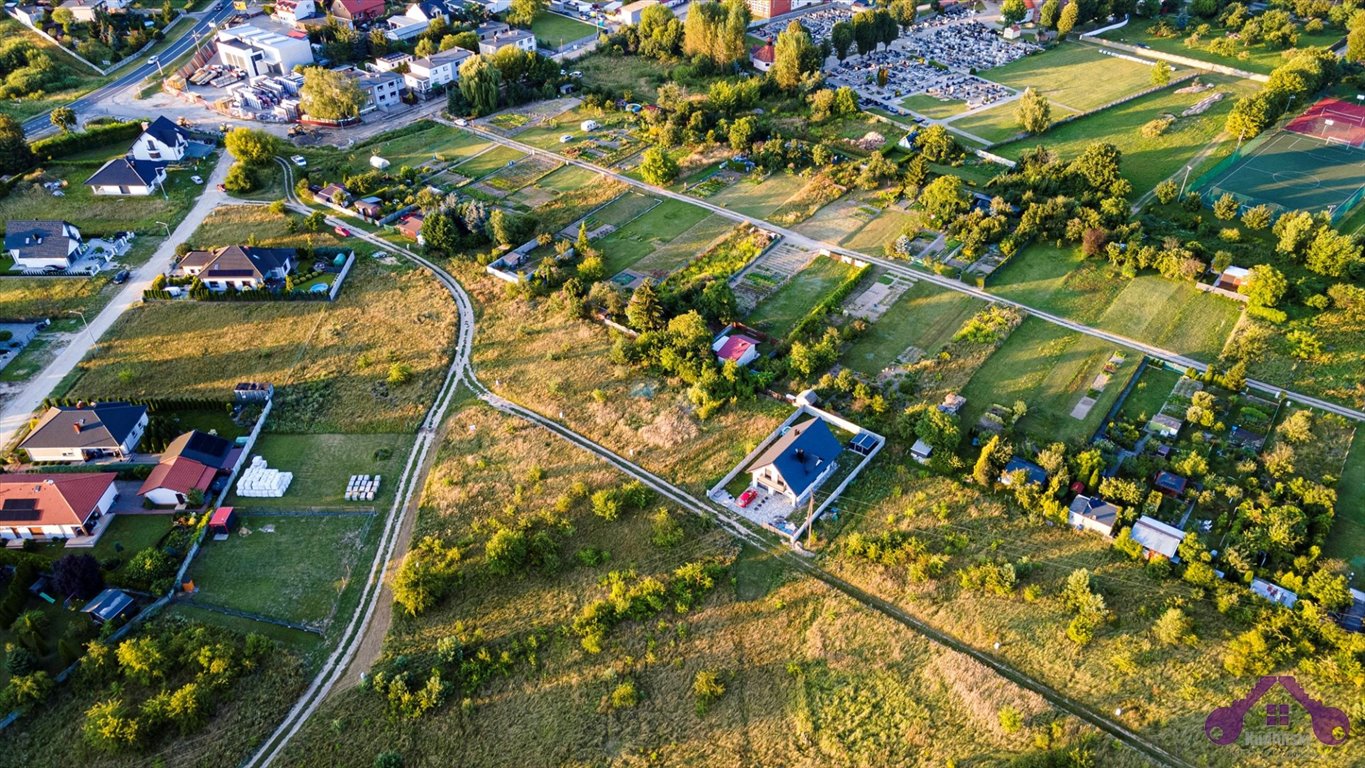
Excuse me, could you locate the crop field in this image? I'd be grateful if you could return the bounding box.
[1329,435,1365,571]
[996,76,1259,193]
[453,145,528,180]
[597,198,724,275]
[187,512,373,628]
[745,256,862,338]
[901,92,969,119]
[1094,276,1242,362]
[980,43,1158,112]
[708,172,809,219]
[63,259,458,433]
[1099,21,1345,76]
[481,154,562,192]
[227,433,413,509]
[841,281,984,375]
[959,317,1137,444]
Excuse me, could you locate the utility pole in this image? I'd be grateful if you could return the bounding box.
[805,492,815,548]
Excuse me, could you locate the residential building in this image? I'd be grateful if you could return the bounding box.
[616,0,657,24]
[330,0,386,23]
[1215,265,1251,292]
[404,47,471,96]
[396,213,425,243]
[371,52,414,72]
[712,332,760,367]
[351,68,404,110]
[746,418,843,506]
[217,25,315,77]
[82,588,134,623]
[0,473,118,542]
[1154,470,1188,496]
[176,245,296,291]
[85,157,167,196]
[479,29,537,55]
[58,0,118,23]
[1130,515,1184,561]
[1068,495,1120,537]
[4,220,83,271]
[1251,577,1298,608]
[385,1,448,40]
[999,456,1047,487]
[1146,413,1183,438]
[130,116,191,163]
[19,403,148,463]
[274,0,318,24]
[138,430,236,507]
[475,20,511,38]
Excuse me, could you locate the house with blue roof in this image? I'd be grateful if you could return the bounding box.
[746,418,843,506]
[999,456,1047,487]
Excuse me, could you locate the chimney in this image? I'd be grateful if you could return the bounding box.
[142,121,150,132]
[794,448,805,463]
[73,419,85,434]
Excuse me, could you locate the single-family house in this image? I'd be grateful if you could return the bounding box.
[999,457,1047,487]
[385,1,448,40]
[1146,413,1183,438]
[404,47,471,96]
[1251,577,1298,608]
[396,213,425,243]
[11,5,46,27]
[467,0,511,12]
[1129,515,1184,561]
[331,0,386,23]
[58,0,117,23]
[176,245,295,291]
[5,220,83,271]
[1154,470,1188,496]
[616,0,657,24]
[354,197,384,219]
[85,157,167,196]
[274,0,318,24]
[479,29,537,55]
[910,438,933,465]
[138,430,235,507]
[20,403,148,463]
[750,42,775,72]
[0,472,118,542]
[131,116,191,163]
[1215,265,1251,292]
[747,418,843,506]
[318,183,351,205]
[938,393,966,415]
[81,587,134,624]
[1068,495,1120,537]
[712,333,761,367]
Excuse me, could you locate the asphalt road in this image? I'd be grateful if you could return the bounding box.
[21,3,238,139]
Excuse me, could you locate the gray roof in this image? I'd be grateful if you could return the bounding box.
[21,402,147,452]
[748,418,842,498]
[1068,495,1119,528]
[85,157,166,188]
[179,245,294,281]
[82,588,133,622]
[4,220,78,264]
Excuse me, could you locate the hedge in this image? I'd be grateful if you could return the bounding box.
[30,121,144,163]
[785,262,870,344]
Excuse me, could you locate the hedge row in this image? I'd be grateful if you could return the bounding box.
[786,261,870,344]
[30,121,144,163]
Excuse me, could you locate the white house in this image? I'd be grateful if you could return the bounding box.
[478,29,536,55]
[404,47,471,96]
[338,66,403,111]
[273,0,317,24]
[5,220,83,270]
[176,245,295,291]
[1068,495,1120,537]
[1130,516,1185,561]
[19,403,149,463]
[616,0,657,24]
[217,25,315,77]
[746,418,843,506]
[0,473,118,542]
[712,332,760,368]
[85,157,167,196]
[130,116,191,163]
[385,1,448,40]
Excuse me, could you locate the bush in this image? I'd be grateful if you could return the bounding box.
[30,121,143,162]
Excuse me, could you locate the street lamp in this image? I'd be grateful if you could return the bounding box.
[155,221,170,237]
[149,55,165,77]
[68,310,92,341]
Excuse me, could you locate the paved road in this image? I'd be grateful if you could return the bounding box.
[21,4,238,138]
[0,152,234,451]
[449,118,1365,425]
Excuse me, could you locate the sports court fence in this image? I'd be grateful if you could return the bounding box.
[1190,127,1365,225]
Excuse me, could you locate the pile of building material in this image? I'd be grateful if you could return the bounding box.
[236,456,292,498]
[346,475,380,501]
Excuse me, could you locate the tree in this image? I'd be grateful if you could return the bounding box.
[0,115,34,175]
[728,115,756,150]
[914,124,959,163]
[1154,179,1178,204]
[639,146,679,186]
[920,174,969,223]
[830,20,854,60]
[447,30,480,52]
[1152,607,1194,646]
[458,55,502,116]
[683,0,748,68]
[1000,0,1027,24]
[650,509,684,548]
[889,0,916,30]
[1304,227,1361,277]
[52,554,103,600]
[1039,0,1059,27]
[299,67,367,121]
[1239,264,1287,308]
[1274,210,1316,257]
[223,163,255,194]
[626,281,664,330]
[1015,87,1051,135]
[392,536,460,616]
[1304,569,1351,610]
[1151,59,1172,86]
[507,0,546,26]
[1241,204,1272,230]
[415,37,437,58]
[224,127,280,166]
[771,20,820,90]
[693,669,726,713]
[50,107,77,133]
[1057,1,1079,37]
[973,434,1002,486]
[487,209,529,245]
[1212,192,1239,220]
[116,636,165,685]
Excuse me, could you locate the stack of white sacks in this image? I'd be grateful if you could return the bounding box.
[346,475,380,501]
[236,456,293,498]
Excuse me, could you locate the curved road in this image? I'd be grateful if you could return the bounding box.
[244,161,1198,768]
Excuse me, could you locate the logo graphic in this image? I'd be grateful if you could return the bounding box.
[1205,675,1350,746]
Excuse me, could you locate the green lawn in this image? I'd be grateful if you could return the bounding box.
[1115,363,1182,423]
[745,256,861,338]
[0,20,104,123]
[980,43,1159,112]
[841,280,984,375]
[534,164,600,193]
[900,93,968,120]
[950,100,1082,144]
[186,512,373,627]
[959,317,1139,445]
[709,173,809,219]
[453,145,528,180]
[94,514,174,587]
[1099,20,1345,76]
[1328,433,1365,572]
[570,50,671,102]
[530,11,598,47]
[996,76,1259,194]
[986,243,1128,326]
[585,191,658,230]
[597,198,717,275]
[1094,276,1243,362]
[842,207,918,253]
[227,433,413,508]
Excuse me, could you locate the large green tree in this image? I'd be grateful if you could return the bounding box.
[1057,1,1079,37]
[224,127,280,166]
[0,115,34,175]
[639,146,679,186]
[299,66,367,121]
[771,19,820,90]
[1015,87,1051,134]
[507,0,546,26]
[458,54,502,116]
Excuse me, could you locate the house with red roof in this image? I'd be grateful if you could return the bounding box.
[0,473,118,542]
[330,0,385,23]
[396,213,425,244]
[750,41,775,72]
[712,332,761,367]
[139,431,236,507]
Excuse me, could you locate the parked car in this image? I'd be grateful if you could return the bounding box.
[191,175,203,184]
[454,118,469,127]
[42,265,64,274]
[333,226,351,237]
[290,155,307,167]
[111,269,130,284]
[559,134,573,143]
[737,489,757,508]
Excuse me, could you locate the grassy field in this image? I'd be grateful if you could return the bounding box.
[950,99,1082,144]
[959,316,1138,444]
[530,11,598,46]
[996,76,1259,194]
[745,256,862,338]
[1115,363,1182,423]
[533,163,600,193]
[566,51,671,102]
[597,198,720,275]
[987,243,1128,326]
[1328,434,1365,571]
[0,275,114,321]
[453,145,527,180]
[1094,276,1242,362]
[980,43,1158,112]
[187,512,373,628]
[1099,20,1345,76]
[0,20,104,123]
[841,280,984,375]
[227,433,413,508]
[584,190,658,230]
[841,207,918,253]
[187,204,350,251]
[63,258,457,433]
[93,513,175,586]
[901,92,969,119]
[709,172,809,219]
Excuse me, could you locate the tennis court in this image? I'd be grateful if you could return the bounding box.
[1197,130,1365,215]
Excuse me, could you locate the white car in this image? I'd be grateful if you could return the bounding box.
[454,118,469,127]
[191,175,203,184]
[559,134,573,143]
[147,55,159,66]
[290,155,307,167]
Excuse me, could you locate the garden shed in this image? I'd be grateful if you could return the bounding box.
[208,506,238,537]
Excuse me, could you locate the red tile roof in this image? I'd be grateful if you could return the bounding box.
[716,334,759,362]
[139,456,217,496]
[0,473,116,528]
[331,0,384,17]
[751,43,775,64]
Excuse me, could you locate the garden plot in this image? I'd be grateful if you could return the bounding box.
[796,194,883,245]
[843,271,917,323]
[745,256,863,339]
[841,281,983,376]
[474,154,562,196]
[709,172,809,219]
[1068,352,1127,421]
[599,199,730,277]
[730,241,816,314]
[480,97,581,137]
[452,145,527,181]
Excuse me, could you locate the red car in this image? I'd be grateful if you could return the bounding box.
[737,489,757,508]
[333,226,351,237]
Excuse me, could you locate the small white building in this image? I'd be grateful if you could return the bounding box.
[910,438,933,465]
[1251,578,1298,608]
[85,157,166,196]
[1130,515,1185,561]
[385,1,448,40]
[580,119,599,132]
[217,25,315,77]
[616,0,658,24]
[5,220,83,270]
[273,0,318,25]
[478,29,537,55]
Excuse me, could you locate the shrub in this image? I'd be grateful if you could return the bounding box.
[693,669,725,714]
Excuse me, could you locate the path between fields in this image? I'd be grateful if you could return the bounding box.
[0,152,234,451]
